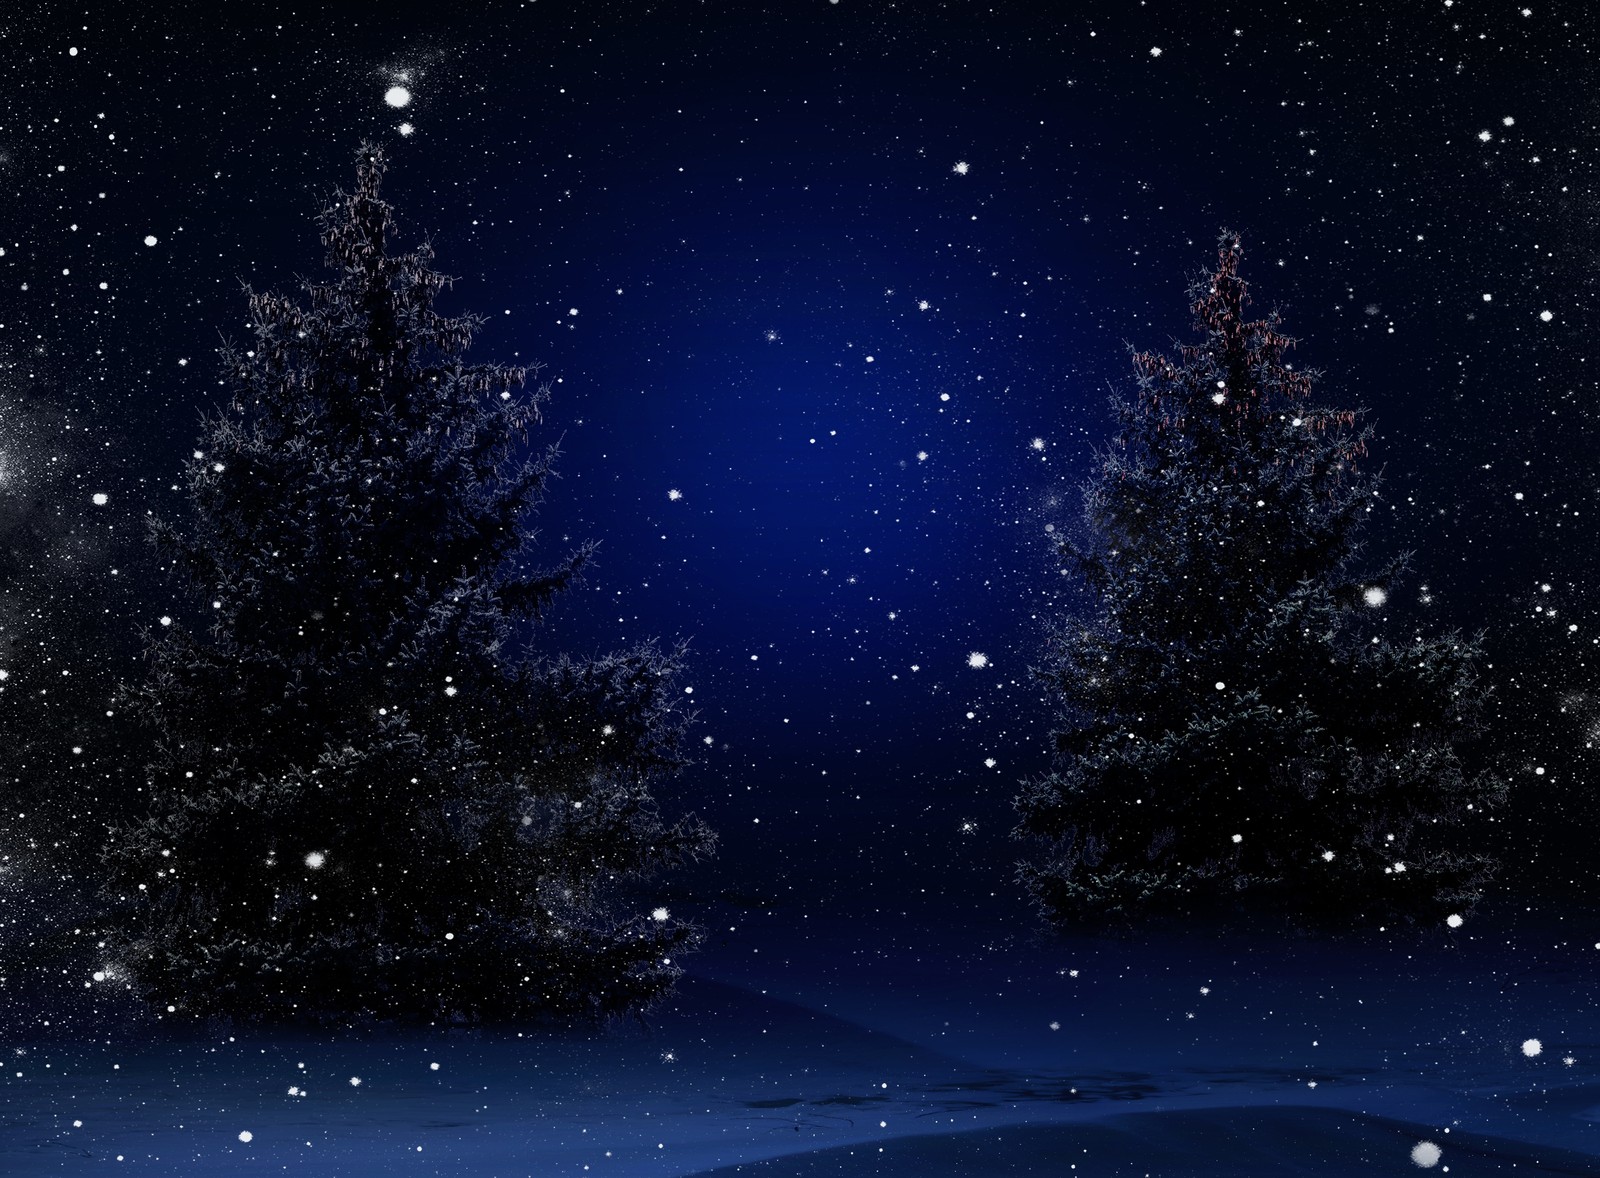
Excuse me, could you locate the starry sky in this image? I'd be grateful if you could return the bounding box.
[4,0,1598,916]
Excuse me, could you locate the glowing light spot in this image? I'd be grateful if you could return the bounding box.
[384,86,411,108]
[1522,1038,1543,1057]
[952,161,969,175]
[92,492,108,505]
[967,651,989,669]
[304,851,325,869]
[1363,586,1388,607]
[1410,1140,1442,1168]
[651,907,670,922]
[238,1131,254,1143]
[1446,913,1464,928]
[143,235,158,247]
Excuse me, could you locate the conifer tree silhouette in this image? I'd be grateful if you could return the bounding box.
[104,146,714,1022]
[1015,232,1502,931]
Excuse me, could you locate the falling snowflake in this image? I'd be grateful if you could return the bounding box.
[651,907,670,922]
[983,757,997,768]
[952,161,970,175]
[763,328,781,343]
[1522,1038,1543,1057]
[1030,437,1046,451]
[1149,46,1163,57]
[1410,1140,1442,1168]
[667,489,682,501]
[967,651,989,669]
[304,851,326,869]
[385,86,411,108]
[1363,586,1388,607]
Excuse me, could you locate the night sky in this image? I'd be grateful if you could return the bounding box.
[5,1,1598,920]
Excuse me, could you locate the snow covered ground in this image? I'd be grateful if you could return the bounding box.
[5,893,1600,1175]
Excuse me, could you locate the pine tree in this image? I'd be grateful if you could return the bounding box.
[102,145,714,1024]
[1014,232,1503,932]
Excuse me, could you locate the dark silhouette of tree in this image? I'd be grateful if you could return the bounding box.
[102,145,714,1024]
[1015,232,1503,932]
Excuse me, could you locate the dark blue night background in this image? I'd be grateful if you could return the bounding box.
[6,2,1600,1174]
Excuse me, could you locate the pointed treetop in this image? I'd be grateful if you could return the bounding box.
[1194,228,1249,338]
[354,140,387,190]
[320,143,394,276]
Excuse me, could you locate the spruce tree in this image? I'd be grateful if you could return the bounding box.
[103,145,714,1024]
[1014,232,1503,931]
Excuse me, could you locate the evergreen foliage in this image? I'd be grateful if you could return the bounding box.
[1015,232,1503,932]
[103,145,714,1024]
